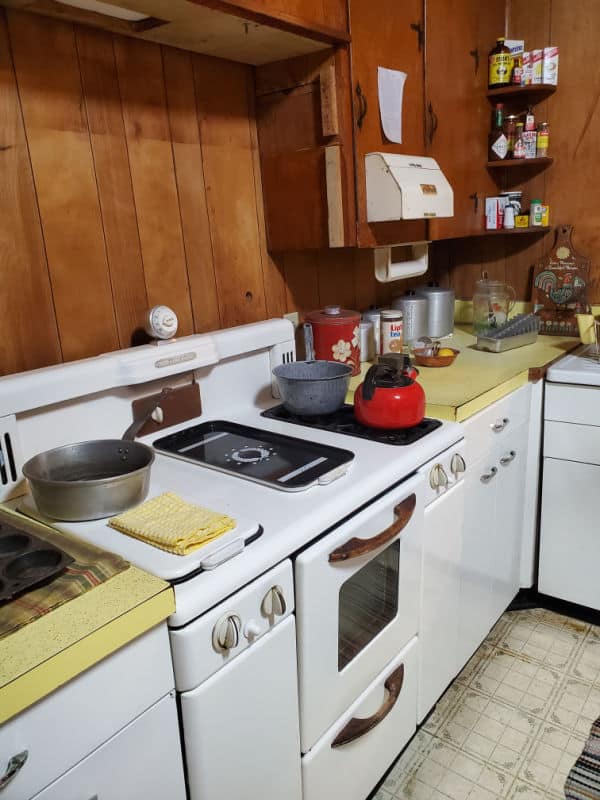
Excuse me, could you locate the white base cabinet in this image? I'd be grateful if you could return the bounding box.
[33,693,185,800]
[458,387,532,666]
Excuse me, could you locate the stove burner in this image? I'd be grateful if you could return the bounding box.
[261,404,443,445]
[228,446,274,465]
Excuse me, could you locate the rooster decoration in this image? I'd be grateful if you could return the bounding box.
[534,269,587,306]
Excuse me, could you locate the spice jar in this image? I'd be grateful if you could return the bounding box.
[503,115,518,158]
[537,122,550,157]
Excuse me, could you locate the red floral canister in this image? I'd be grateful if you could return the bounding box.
[304,306,361,376]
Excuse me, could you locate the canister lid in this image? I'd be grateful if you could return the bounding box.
[305,306,361,324]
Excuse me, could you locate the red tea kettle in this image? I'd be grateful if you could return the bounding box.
[354,362,426,429]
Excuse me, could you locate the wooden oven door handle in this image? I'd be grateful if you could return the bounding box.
[328,494,416,562]
[331,664,405,748]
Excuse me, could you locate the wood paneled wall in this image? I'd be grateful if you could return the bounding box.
[0,8,287,376]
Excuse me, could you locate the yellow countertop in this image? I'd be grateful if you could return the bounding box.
[348,326,580,422]
[0,506,174,724]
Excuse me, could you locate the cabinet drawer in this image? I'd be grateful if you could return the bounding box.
[545,383,600,426]
[0,624,174,800]
[544,420,600,465]
[301,637,417,800]
[462,384,531,464]
[33,693,185,800]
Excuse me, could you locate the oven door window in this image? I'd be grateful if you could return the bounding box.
[338,540,400,671]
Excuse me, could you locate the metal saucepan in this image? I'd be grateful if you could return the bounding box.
[272,361,352,416]
[21,389,170,522]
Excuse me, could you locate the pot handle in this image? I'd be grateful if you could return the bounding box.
[303,323,315,361]
[328,494,416,562]
[122,387,172,441]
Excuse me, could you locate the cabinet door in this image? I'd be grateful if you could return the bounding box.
[425,0,503,239]
[418,481,464,722]
[489,423,528,621]
[350,0,428,247]
[34,694,185,800]
[219,0,348,38]
[539,458,600,611]
[457,451,498,668]
[256,48,357,250]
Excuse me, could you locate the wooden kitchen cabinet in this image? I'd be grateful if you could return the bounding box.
[211,0,348,39]
[425,0,503,240]
[255,0,428,251]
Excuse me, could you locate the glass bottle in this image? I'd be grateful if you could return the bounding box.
[488,103,508,160]
[537,122,550,157]
[513,122,526,159]
[488,37,512,89]
[503,115,518,158]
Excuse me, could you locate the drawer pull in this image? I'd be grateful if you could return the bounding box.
[331,663,404,748]
[0,751,28,790]
[492,417,509,432]
[481,467,498,483]
[328,494,416,562]
[500,450,517,465]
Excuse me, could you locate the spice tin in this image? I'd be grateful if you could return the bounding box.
[532,49,543,84]
[543,46,559,85]
[305,305,361,375]
[379,309,404,354]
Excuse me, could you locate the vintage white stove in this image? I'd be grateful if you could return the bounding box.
[0,318,464,800]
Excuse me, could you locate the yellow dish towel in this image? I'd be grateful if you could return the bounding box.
[109,492,236,556]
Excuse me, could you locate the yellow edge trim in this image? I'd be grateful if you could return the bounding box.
[454,372,529,422]
[0,589,174,724]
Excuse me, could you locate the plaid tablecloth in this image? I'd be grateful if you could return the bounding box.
[0,507,128,639]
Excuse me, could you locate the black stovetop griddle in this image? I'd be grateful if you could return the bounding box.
[261,404,443,445]
[153,421,354,491]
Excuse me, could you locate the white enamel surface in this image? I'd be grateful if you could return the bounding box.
[301,637,418,800]
[295,472,423,752]
[546,344,600,386]
[181,616,302,800]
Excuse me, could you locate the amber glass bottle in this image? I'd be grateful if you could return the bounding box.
[488,37,512,89]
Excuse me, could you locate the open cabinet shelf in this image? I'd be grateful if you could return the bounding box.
[487,84,557,99]
[482,226,551,236]
[487,157,553,169]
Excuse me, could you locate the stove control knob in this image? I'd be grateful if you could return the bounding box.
[212,613,241,653]
[244,619,262,641]
[261,585,287,618]
[429,464,448,490]
[451,453,466,477]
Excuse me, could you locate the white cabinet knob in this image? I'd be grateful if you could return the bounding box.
[244,620,262,641]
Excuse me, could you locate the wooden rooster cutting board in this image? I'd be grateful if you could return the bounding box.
[533,225,591,336]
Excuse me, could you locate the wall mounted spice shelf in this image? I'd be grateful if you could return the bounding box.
[482,226,551,236]
[487,157,553,168]
[487,84,557,99]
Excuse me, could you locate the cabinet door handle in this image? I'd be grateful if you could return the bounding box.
[329,494,416,562]
[410,21,424,50]
[481,467,498,483]
[469,48,480,73]
[500,450,517,465]
[331,663,404,747]
[491,417,509,432]
[427,102,438,145]
[0,751,28,790]
[469,192,479,214]
[355,83,368,130]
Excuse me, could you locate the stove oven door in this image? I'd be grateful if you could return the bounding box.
[295,472,423,753]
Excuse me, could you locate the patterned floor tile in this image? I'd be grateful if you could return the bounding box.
[371,610,600,800]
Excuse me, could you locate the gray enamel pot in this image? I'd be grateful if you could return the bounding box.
[272,360,352,416]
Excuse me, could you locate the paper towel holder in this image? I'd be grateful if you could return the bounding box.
[374,241,430,283]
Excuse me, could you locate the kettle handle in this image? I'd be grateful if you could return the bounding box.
[362,364,380,401]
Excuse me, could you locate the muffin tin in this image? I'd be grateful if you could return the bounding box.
[0,521,74,602]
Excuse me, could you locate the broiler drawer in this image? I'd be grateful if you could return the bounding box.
[301,637,417,800]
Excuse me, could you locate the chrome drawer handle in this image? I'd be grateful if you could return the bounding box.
[481,467,498,483]
[492,417,509,432]
[500,450,517,465]
[0,751,28,790]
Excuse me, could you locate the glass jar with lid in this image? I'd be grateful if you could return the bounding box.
[473,279,516,332]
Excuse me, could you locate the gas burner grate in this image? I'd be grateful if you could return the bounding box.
[261,405,442,445]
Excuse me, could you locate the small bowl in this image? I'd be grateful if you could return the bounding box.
[413,348,460,368]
